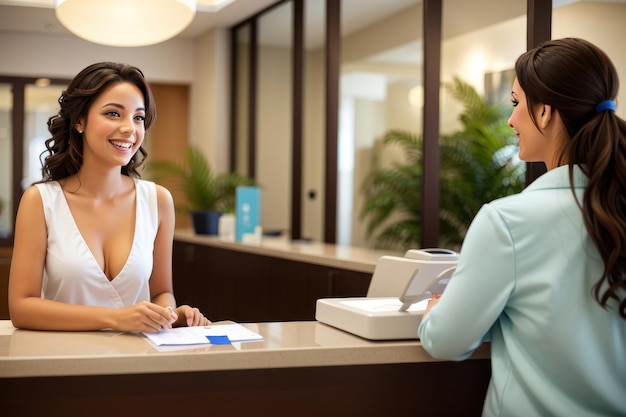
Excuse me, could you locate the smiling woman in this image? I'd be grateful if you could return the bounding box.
[7,62,211,332]
[0,77,192,319]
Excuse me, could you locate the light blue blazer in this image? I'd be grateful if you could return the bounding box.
[418,165,626,417]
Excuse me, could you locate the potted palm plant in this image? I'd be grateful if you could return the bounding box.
[361,77,525,251]
[147,145,255,235]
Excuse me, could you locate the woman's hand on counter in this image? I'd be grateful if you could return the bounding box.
[421,294,442,321]
[174,305,212,327]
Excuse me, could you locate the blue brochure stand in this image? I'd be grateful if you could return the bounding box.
[235,186,261,243]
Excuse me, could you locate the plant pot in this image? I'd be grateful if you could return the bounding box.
[190,210,222,235]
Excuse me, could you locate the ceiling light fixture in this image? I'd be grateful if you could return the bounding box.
[54,0,197,47]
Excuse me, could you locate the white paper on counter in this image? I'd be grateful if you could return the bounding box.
[143,323,263,346]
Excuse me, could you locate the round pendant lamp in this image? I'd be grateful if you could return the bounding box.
[55,0,197,47]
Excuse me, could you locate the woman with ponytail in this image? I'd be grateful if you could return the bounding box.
[419,38,626,416]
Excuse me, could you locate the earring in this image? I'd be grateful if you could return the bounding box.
[76,128,83,134]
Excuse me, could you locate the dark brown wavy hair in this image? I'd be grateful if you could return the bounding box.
[40,61,157,181]
[515,38,626,319]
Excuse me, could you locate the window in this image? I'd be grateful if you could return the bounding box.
[230,0,555,248]
[0,77,69,245]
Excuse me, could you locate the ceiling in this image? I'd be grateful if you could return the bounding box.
[0,0,281,40]
[0,0,535,46]
[0,0,439,47]
[0,0,626,49]
[2,0,616,48]
[1,0,622,80]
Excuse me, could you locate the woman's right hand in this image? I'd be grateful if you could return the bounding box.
[112,301,177,333]
[421,293,442,322]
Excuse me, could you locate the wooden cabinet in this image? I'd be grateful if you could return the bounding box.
[172,240,372,322]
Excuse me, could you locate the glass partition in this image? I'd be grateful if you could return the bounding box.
[234,24,251,177]
[338,0,424,247]
[439,0,527,250]
[301,0,326,241]
[256,1,293,235]
[0,80,65,240]
[228,0,573,249]
[0,83,12,238]
[24,82,65,187]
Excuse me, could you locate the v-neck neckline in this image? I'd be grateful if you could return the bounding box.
[54,179,139,283]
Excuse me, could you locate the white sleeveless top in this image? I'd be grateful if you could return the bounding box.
[35,179,158,307]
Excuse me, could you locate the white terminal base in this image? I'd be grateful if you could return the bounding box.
[315,297,430,340]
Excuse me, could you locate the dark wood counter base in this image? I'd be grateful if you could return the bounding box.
[1,360,490,417]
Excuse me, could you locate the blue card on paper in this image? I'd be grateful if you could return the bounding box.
[235,186,261,242]
[206,335,231,345]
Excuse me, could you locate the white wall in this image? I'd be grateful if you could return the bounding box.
[0,32,194,83]
[191,28,231,174]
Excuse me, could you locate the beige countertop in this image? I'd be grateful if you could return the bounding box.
[174,229,402,273]
[0,320,489,378]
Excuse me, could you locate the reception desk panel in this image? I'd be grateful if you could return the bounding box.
[0,320,490,416]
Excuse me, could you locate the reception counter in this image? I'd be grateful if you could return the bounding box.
[172,230,403,322]
[174,229,401,274]
[0,320,491,416]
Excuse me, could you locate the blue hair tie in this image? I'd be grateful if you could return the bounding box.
[595,100,616,113]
